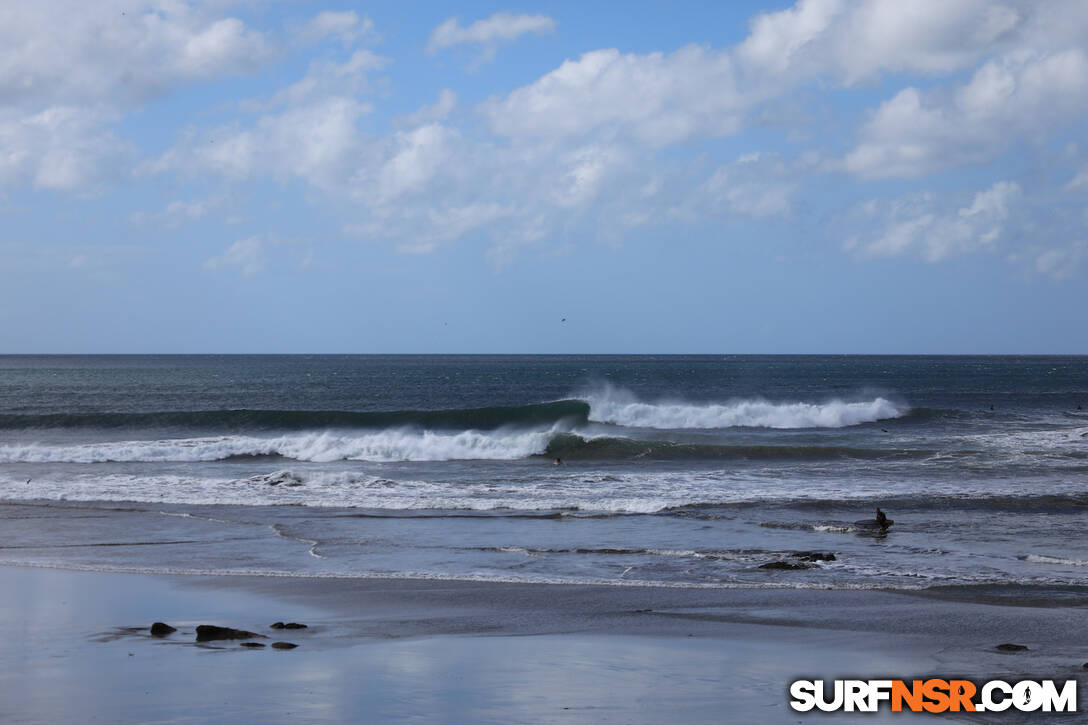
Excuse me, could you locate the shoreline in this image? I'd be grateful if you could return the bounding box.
[3,564,1086,723]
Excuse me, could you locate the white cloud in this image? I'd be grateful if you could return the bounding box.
[152,45,380,189]
[114,0,1088,271]
[204,236,265,277]
[848,181,1022,261]
[427,12,555,60]
[0,1,274,194]
[370,124,462,203]
[734,0,1076,85]
[296,11,374,48]
[695,153,796,219]
[736,0,844,76]
[249,50,387,111]
[400,89,458,126]
[1034,240,1087,279]
[0,1,274,109]
[549,145,630,209]
[479,0,1088,156]
[844,50,1088,178]
[0,106,130,190]
[482,46,748,146]
[345,200,516,254]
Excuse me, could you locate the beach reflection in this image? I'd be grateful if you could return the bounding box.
[1,566,942,724]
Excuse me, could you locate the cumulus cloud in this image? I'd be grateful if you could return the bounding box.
[427,12,555,60]
[369,124,463,203]
[150,42,386,189]
[844,50,1088,178]
[734,0,1080,85]
[0,1,275,193]
[57,0,1083,273]
[481,46,750,146]
[0,106,130,190]
[477,0,1088,155]
[847,181,1022,261]
[0,1,274,109]
[204,236,265,277]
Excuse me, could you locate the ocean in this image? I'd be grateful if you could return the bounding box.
[2,354,1086,598]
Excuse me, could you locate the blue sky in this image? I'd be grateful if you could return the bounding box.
[1,0,1086,353]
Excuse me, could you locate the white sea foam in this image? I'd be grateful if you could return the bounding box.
[583,386,905,429]
[965,426,1088,454]
[0,426,559,464]
[0,464,921,512]
[1023,554,1088,567]
[759,521,856,534]
[0,560,925,591]
[812,524,855,534]
[0,468,765,513]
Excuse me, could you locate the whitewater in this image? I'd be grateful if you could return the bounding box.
[2,354,1086,596]
[582,387,905,429]
[0,389,907,464]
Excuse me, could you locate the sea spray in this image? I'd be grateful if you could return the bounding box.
[583,385,906,429]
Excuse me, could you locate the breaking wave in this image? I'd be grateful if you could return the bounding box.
[583,387,905,429]
[0,428,560,463]
[0,387,913,463]
[0,390,907,434]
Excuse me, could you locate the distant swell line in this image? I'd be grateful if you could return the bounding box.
[0,400,591,432]
[0,394,921,433]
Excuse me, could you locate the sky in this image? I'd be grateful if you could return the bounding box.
[1,0,1086,354]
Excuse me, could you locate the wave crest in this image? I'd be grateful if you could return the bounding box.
[584,387,905,429]
[0,427,559,463]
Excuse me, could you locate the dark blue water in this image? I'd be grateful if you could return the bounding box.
[1,355,1086,595]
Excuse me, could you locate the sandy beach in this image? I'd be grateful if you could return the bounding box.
[3,564,1085,724]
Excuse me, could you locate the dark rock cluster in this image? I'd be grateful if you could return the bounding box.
[149,622,176,637]
[195,625,263,642]
[995,643,1028,652]
[145,621,307,650]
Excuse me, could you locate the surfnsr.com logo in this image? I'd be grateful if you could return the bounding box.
[789,679,1078,713]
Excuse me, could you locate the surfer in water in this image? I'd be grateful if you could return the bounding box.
[875,508,892,528]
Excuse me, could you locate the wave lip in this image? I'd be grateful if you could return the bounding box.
[584,387,906,429]
[0,427,561,464]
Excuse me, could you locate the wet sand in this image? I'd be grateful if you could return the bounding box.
[2,565,1086,723]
